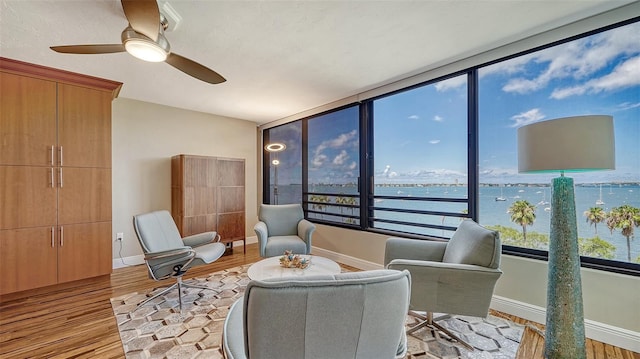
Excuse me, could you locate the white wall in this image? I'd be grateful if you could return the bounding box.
[111,98,258,260]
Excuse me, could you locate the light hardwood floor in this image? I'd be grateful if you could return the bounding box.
[0,243,637,359]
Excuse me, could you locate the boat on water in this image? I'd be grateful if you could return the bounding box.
[596,184,605,206]
[495,186,507,201]
[537,189,549,206]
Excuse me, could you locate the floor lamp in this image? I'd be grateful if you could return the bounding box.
[517,115,615,359]
[265,143,286,204]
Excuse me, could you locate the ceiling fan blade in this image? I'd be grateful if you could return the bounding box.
[50,44,126,54]
[165,53,226,84]
[121,0,160,41]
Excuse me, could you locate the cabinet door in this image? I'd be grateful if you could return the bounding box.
[0,227,58,295]
[0,166,57,230]
[58,167,111,225]
[0,72,57,166]
[217,158,244,186]
[217,213,245,242]
[57,221,111,283]
[58,84,112,168]
[184,156,217,217]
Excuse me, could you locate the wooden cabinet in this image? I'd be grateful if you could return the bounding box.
[0,57,121,295]
[172,155,246,253]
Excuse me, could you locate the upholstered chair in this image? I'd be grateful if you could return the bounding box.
[133,210,226,311]
[384,219,502,350]
[222,269,411,359]
[254,203,316,257]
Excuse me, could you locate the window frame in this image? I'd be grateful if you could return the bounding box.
[261,17,640,277]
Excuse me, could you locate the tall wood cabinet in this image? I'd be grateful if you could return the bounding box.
[171,155,246,253]
[0,57,121,295]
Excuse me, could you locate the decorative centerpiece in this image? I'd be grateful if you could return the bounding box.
[279,250,311,269]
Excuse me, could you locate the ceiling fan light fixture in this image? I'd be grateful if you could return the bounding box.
[122,27,169,62]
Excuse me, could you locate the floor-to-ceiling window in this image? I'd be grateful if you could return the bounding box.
[478,21,640,266]
[262,18,640,274]
[371,74,469,238]
[263,121,302,205]
[306,106,360,225]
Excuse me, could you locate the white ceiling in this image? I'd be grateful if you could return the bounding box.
[0,0,633,125]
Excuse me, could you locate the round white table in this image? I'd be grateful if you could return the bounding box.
[247,255,341,280]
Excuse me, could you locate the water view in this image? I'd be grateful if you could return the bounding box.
[274,183,640,263]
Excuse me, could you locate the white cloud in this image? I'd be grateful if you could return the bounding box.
[312,154,327,167]
[381,165,398,178]
[328,130,357,148]
[551,56,640,99]
[617,102,640,111]
[429,140,440,144]
[333,150,348,165]
[433,115,443,122]
[408,115,420,120]
[510,108,545,127]
[434,75,467,92]
[311,130,358,168]
[493,22,640,96]
[348,162,357,170]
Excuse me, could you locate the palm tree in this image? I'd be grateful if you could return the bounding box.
[508,200,536,243]
[578,236,616,259]
[606,205,640,262]
[584,206,607,236]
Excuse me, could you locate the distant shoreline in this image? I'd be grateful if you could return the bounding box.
[299,182,640,187]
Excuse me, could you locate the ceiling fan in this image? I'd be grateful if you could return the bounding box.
[50,0,225,84]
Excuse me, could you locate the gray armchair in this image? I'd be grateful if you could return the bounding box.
[254,204,316,257]
[222,269,411,359]
[133,210,226,311]
[384,219,502,350]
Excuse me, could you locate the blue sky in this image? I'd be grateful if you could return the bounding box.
[272,21,639,186]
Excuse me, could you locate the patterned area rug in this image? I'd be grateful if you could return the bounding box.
[111,265,523,359]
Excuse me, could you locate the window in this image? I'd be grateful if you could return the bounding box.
[263,121,302,205]
[306,106,360,225]
[371,75,469,238]
[478,21,640,266]
[262,19,640,274]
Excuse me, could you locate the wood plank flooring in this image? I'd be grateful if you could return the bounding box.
[0,243,637,359]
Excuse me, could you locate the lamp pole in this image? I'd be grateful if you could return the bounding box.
[546,173,586,358]
[272,159,280,204]
[265,143,286,205]
[517,115,615,359]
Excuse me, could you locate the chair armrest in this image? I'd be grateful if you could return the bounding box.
[182,231,220,247]
[387,259,502,276]
[144,246,195,262]
[297,219,316,242]
[254,221,269,257]
[384,237,447,267]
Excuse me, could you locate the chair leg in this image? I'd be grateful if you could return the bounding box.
[136,282,180,309]
[134,276,218,312]
[407,311,474,351]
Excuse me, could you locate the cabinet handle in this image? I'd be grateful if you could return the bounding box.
[59,168,63,188]
[50,168,55,188]
[59,146,64,166]
[50,145,55,166]
[51,227,55,247]
[60,226,64,247]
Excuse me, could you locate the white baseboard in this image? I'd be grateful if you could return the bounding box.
[311,246,384,271]
[312,246,640,353]
[112,236,259,270]
[491,295,640,353]
[112,254,145,269]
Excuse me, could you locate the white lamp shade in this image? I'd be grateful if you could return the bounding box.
[518,115,615,173]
